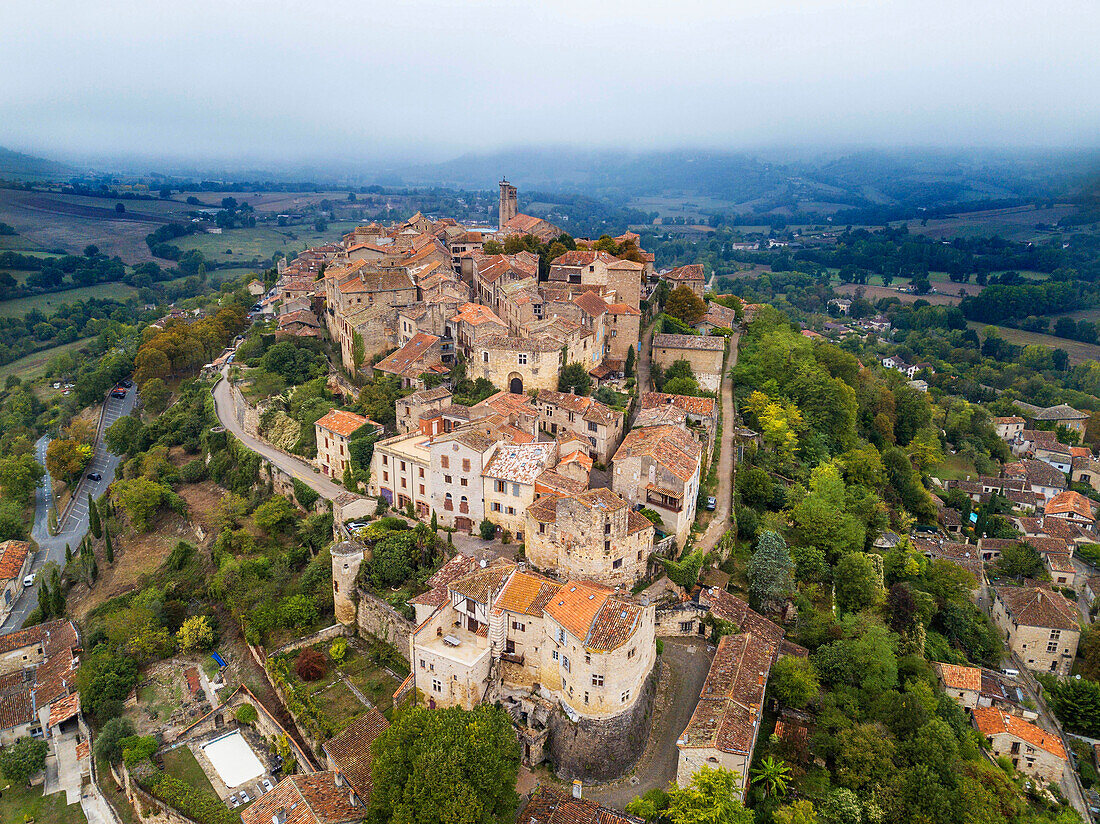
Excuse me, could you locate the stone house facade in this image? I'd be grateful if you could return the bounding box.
[973,707,1066,783]
[612,424,703,546]
[525,489,655,587]
[535,389,623,465]
[482,442,558,540]
[469,334,564,395]
[315,409,379,479]
[990,586,1080,675]
[368,431,433,517]
[650,334,726,392]
[430,430,499,533]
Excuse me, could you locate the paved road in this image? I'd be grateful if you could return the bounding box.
[585,638,712,809]
[3,390,137,631]
[695,332,739,555]
[211,367,348,501]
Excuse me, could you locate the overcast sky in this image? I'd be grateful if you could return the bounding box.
[2,0,1098,165]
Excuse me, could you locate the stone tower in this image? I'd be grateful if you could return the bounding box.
[498,178,518,231]
[330,541,366,625]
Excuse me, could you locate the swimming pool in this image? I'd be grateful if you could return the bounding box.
[201,731,265,787]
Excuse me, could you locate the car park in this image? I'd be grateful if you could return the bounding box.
[238,790,250,803]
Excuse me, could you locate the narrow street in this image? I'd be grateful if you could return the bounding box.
[694,332,739,555]
[211,367,348,501]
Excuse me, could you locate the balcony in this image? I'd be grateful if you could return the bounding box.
[646,485,684,513]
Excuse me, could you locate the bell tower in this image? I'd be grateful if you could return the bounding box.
[498,177,518,231]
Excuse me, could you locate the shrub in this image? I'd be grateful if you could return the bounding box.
[92,717,136,763]
[144,771,238,824]
[179,459,207,483]
[479,519,497,540]
[296,648,327,681]
[120,735,158,767]
[176,615,214,652]
[235,703,258,725]
[293,478,319,510]
[0,737,47,784]
[330,636,348,663]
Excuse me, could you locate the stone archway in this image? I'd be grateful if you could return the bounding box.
[508,373,523,394]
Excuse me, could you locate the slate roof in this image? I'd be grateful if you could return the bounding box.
[322,709,390,803]
[476,334,562,352]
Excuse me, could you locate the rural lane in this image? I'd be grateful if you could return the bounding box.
[694,332,739,555]
[3,390,137,631]
[211,367,348,501]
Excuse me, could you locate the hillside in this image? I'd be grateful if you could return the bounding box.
[0,146,78,181]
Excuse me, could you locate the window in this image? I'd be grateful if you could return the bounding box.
[506,506,515,515]
[483,351,489,363]
[382,471,389,482]
[496,480,507,493]
[419,467,425,478]
[592,674,604,686]
[492,502,501,512]
[588,422,598,433]
[605,540,611,553]
[621,690,631,703]
[441,456,449,469]
[444,474,452,484]
[401,478,407,489]
[382,455,388,465]
[419,484,425,495]
[552,650,559,660]
[433,679,442,693]
[584,692,590,704]
[627,648,635,659]
[519,353,528,365]
[585,654,591,664]
[559,628,566,644]
[1047,641,1059,653]
[420,659,426,669]
[604,522,612,535]
[462,459,470,472]
[512,483,520,496]
[1050,630,1062,640]
[562,656,570,672]
[461,477,468,486]
[512,621,525,632]
[613,558,623,569]
[400,461,406,471]
[679,621,694,632]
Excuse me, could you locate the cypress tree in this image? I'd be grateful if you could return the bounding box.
[50,569,63,618]
[88,493,101,539]
[104,525,114,564]
[37,581,51,619]
[90,558,98,584]
[64,544,72,565]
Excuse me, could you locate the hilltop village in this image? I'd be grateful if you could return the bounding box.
[5,180,1100,824]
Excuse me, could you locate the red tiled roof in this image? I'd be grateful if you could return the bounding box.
[315,409,372,439]
[973,707,1066,760]
[518,785,642,824]
[614,425,702,482]
[993,586,1078,630]
[240,772,361,824]
[1046,490,1094,520]
[0,541,29,580]
[935,662,981,692]
[322,709,390,803]
[48,692,80,727]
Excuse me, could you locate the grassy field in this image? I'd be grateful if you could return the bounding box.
[172,221,356,266]
[933,453,977,482]
[0,780,87,824]
[0,282,138,317]
[161,746,219,797]
[0,337,94,382]
[967,321,1100,365]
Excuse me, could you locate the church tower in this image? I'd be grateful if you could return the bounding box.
[498,178,518,231]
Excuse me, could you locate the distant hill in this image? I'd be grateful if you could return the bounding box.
[0,147,78,181]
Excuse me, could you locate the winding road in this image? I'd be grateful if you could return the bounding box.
[694,331,739,555]
[3,389,137,631]
[210,366,347,501]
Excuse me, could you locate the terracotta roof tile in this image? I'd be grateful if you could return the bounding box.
[935,662,982,692]
[973,707,1066,760]
[614,425,702,483]
[518,785,642,824]
[993,586,1078,631]
[0,541,29,580]
[315,409,373,439]
[495,571,562,617]
[1046,490,1094,520]
[545,581,612,642]
[240,772,361,824]
[322,709,390,803]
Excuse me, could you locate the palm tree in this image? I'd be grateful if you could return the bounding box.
[751,756,791,798]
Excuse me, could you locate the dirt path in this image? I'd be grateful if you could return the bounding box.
[694,332,739,555]
[584,638,712,809]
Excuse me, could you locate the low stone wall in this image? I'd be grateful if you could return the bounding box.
[228,382,262,439]
[115,761,204,824]
[266,623,347,658]
[356,589,415,658]
[547,662,659,781]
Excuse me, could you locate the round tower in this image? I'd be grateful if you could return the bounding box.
[330,541,366,625]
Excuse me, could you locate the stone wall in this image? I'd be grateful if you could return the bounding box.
[228,382,262,439]
[356,589,415,660]
[547,661,658,781]
[266,623,347,658]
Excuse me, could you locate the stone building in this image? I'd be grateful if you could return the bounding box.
[662,263,706,298]
[0,540,32,622]
[0,619,81,745]
[525,488,655,587]
[315,409,380,480]
[394,386,453,434]
[991,586,1080,675]
[638,392,719,457]
[469,334,564,395]
[482,441,558,540]
[321,708,390,807]
[973,708,1066,783]
[447,302,508,358]
[1044,490,1096,530]
[535,389,623,464]
[651,334,726,392]
[409,562,657,778]
[430,429,499,533]
[548,251,643,309]
[675,632,778,797]
[368,431,433,516]
[498,178,518,230]
[605,302,642,361]
[240,772,362,824]
[372,332,449,390]
[612,424,703,546]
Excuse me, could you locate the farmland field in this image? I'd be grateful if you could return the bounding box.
[172,221,358,265]
[903,204,1078,242]
[0,337,94,382]
[967,321,1100,365]
[0,282,138,317]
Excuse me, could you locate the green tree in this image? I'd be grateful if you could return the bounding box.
[748,530,794,613]
[112,478,169,531]
[367,704,520,824]
[92,717,135,763]
[558,362,591,396]
[104,523,114,563]
[480,518,497,540]
[0,737,48,784]
[293,478,320,510]
[994,542,1044,579]
[819,788,862,824]
[1046,677,1100,737]
[254,496,298,535]
[105,416,144,456]
[235,703,258,724]
[773,800,818,824]
[833,723,896,793]
[751,756,791,798]
[177,615,214,652]
[834,552,885,615]
[625,345,636,377]
[139,377,170,414]
[0,453,44,501]
[767,655,820,709]
[665,285,707,326]
[664,765,753,824]
[89,492,101,539]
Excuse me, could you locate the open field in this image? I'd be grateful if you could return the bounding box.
[903,204,1078,242]
[162,746,220,797]
[0,189,173,261]
[967,321,1100,365]
[0,781,86,824]
[172,221,357,265]
[834,283,968,306]
[0,337,94,382]
[0,281,139,317]
[174,190,353,213]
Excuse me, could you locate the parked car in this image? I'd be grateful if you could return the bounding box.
[261,779,273,793]
[705,496,717,511]
[119,378,133,388]
[110,389,126,399]
[238,790,251,803]
[23,573,35,588]
[87,472,102,482]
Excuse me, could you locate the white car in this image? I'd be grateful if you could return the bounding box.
[23,573,35,588]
